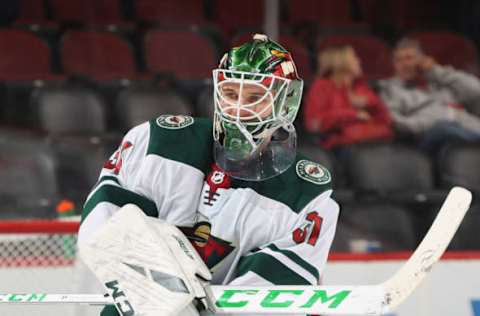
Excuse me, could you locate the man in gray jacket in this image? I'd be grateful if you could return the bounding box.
[379,38,480,152]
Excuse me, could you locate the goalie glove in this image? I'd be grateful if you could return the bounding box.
[79,204,215,316]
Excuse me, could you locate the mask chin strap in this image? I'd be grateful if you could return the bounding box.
[242,119,292,158]
[234,121,257,151]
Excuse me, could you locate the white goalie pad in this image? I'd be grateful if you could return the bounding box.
[79,204,214,316]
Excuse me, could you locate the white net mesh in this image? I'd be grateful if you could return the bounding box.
[0,220,103,316]
[0,220,78,267]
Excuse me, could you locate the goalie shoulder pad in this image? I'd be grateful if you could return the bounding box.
[147,116,213,174]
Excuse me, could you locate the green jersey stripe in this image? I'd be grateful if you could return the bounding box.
[81,184,158,223]
[267,244,319,281]
[94,176,120,188]
[237,252,311,285]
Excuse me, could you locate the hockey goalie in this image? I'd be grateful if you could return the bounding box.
[78,34,340,316]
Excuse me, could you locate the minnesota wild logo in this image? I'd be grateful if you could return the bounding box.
[296,160,331,185]
[156,115,194,129]
[180,222,235,270]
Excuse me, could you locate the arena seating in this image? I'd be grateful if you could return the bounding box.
[287,0,354,26]
[317,34,393,80]
[213,0,263,35]
[32,85,107,134]
[449,204,480,250]
[408,31,480,75]
[332,203,417,252]
[346,143,437,202]
[0,134,58,218]
[135,0,208,27]
[61,30,141,81]
[0,29,56,81]
[438,143,480,194]
[50,0,126,27]
[15,0,51,26]
[144,29,218,81]
[51,136,116,204]
[195,84,215,119]
[0,1,479,251]
[115,84,193,131]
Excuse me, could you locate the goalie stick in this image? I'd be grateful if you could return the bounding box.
[0,187,472,315]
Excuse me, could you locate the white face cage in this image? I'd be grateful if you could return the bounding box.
[213,69,292,143]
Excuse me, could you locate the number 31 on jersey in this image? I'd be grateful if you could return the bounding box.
[292,211,323,246]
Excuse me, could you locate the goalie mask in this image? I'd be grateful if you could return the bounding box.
[213,34,304,181]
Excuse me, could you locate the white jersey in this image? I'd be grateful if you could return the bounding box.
[79,115,339,291]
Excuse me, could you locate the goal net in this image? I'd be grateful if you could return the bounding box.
[0,219,103,316]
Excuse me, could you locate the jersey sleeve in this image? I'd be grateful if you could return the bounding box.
[78,122,158,245]
[230,191,339,286]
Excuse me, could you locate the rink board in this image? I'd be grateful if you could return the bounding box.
[324,251,480,316]
[0,252,478,315]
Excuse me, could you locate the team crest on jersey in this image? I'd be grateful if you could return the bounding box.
[180,222,235,269]
[156,115,194,129]
[296,160,331,185]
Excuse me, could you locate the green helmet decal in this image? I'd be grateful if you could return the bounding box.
[219,34,300,80]
[212,34,304,181]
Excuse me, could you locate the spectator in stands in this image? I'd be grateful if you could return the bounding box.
[379,38,480,154]
[304,45,393,151]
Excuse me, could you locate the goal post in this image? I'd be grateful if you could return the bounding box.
[0,219,102,316]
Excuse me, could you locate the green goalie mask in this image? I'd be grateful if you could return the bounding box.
[213,34,304,181]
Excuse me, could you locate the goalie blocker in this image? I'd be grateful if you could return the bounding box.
[79,204,216,316]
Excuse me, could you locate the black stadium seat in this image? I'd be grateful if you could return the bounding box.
[0,135,58,218]
[449,204,480,250]
[52,137,115,204]
[331,203,417,252]
[32,85,107,134]
[346,143,443,203]
[115,85,193,131]
[195,84,214,119]
[438,143,480,194]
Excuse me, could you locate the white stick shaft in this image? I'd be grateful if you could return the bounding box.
[0,293,112,305]
[0,285,385,314]
[382,186,472,310]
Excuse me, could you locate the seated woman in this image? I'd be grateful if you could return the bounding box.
[304,45,393,150]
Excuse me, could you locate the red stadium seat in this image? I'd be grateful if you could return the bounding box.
[145,29,217,81]
[232,33,314,82]
[61,31,140,81]
[317,34,393,80]
[408,31,479,75]
[213,0,264,35]
[287,0,353,25]
[15,0,49,25]
[135,0,207,26]
[0,29,57,80]
[50,0,125,26]
[359,0,442,31]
